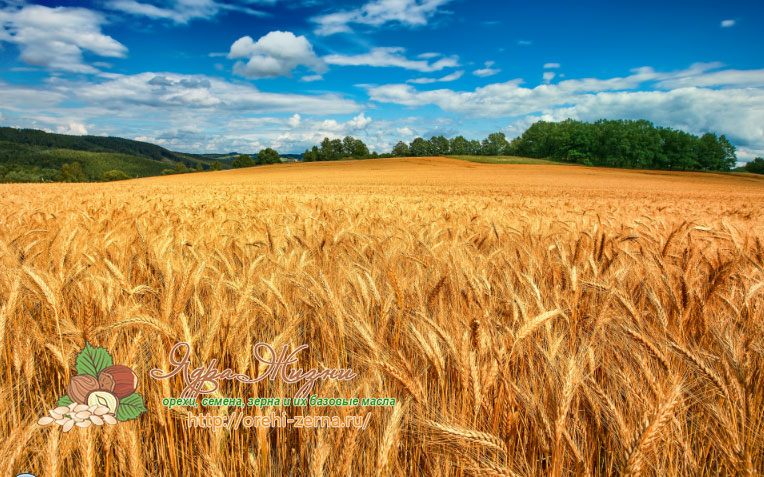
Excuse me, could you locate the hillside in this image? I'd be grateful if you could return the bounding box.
[0,127,234,182]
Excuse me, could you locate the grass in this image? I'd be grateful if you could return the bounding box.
[0,156,763,476]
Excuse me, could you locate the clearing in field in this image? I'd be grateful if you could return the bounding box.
[1,157,763,476]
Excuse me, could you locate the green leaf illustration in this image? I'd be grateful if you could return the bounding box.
[116,393,147,422]
[58,395,73,407]
[75,341,113,377]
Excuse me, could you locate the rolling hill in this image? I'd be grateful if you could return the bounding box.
[0,127,236,182]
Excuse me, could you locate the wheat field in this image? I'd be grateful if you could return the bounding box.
[1,157,763,476]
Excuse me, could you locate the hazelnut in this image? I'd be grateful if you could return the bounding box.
[86,390,119,414]
[68,374,99,404]
[98,365,138,399]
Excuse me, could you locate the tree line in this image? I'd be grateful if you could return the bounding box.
[302,119,738,172]
[302,137,373,162]
[745,157,764,174]
[231,148,280,168]
[510,119,737,171]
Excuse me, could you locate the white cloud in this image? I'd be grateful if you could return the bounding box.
[105,0,267,24]
[473,61,500,77]
[721,19,735,27]
[347,112,372,129]
[57,121,89,135]
[407,70,463,84]
[543,71,555,83]
[324,47,459,72]
[517,40,532,46]
[656,67,764,89]
[229,31,327,79]
[287,113,301,128]
[0,5,127,73]
[301,74,324,82]
[544,63,560,69]
[313,0,453,35]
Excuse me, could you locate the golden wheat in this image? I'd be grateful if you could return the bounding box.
[0,157,763,475]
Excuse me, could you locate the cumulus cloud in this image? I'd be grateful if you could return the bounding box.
[105,0,267,24]
[407,70,463,84]
[313,0,453,35]
[0,5,127,73]
[347,112,372,129]
[57,121,89,135]
[325,47,459,72]
[544,63,560,69]
[543,72,555,84]
[721,19,735,27]
[287,113,301,128]
[366,63,764,159]
[228,31,327,79]
[473,61,500,77]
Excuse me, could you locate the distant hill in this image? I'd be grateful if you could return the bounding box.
[0,127,233,182]
[0,127,208,163]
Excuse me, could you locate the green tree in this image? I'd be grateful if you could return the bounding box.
[319,137,343,160]
[391,141,409,157]
[60,162,86,182]
[330,139,343,159]
[351,138,369,157]
[718,135,737,171]
[195,163,204,172]
[319,138,333,161]
[449,136,469,155]
[99,169,131,181]
[428,136,450,155]
[698,133,725,170]
[232,154,255,168]
[257,148,280,164]
[409,137,430,156]
[744,157,764,174]
[482,132,509,155]
[342,136,356,156]
[210,161,222,171]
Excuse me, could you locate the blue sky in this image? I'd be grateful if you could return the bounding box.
[1,0,763,161]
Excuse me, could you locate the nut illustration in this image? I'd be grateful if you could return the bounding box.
[98,365,138,399]
[86,390,120,414]
[67,374,99,404]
